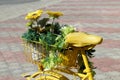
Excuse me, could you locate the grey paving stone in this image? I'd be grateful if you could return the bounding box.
[89,33,120,40]
[0,32,10,37]
[0,62,8,69]
[0,0,62,21]
[9,43,23,52]
[0,43,10,51]
[94,47,120,59]
[79,23,120,28]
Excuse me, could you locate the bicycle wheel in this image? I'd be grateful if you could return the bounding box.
[29,71,69,80]
[36,75,59,80]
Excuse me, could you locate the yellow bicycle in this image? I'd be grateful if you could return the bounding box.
[22,32,103,80]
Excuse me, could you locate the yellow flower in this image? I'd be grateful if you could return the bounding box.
[47,11,63,18]
[25,10,43,20]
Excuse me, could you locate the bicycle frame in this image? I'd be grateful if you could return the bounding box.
[22,46,94,80]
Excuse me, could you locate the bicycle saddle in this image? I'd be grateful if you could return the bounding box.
[65,32,103,48]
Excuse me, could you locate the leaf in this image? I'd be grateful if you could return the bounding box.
[61,25,75,36]
[26,21,33,27]
[53,22,61,34]
[22,29,40,41]
[41,52,61,70]
[37,18,49,27]
[55,35,61,41]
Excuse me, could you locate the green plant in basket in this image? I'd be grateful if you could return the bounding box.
[22,9,96,77]
[22,9,75,69]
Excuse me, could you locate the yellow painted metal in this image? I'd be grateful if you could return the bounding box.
[59,47,78,67]
[22,70,69,80]
[80,48,94,80]
[22,46,95,80]
[22,31,103,80]
[75,72,86,78]
[36,76,59,80]
[65,32,103,47]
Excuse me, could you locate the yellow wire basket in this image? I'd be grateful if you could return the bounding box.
[22,39,79,68]
[22,39,46,65]
[59,47,79,67]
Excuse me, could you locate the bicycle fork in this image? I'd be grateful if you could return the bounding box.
[80,48,94,80]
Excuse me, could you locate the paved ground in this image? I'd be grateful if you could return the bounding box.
[0,0,61,21]
[0,0,120,80]
[0,0,39,5]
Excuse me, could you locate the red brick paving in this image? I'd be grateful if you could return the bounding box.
[0,76,24,80]
[59,18,120,23]
[0,51,26,62]
[78,27,120,33]
[0,27,25,32]
[53,3,120,7]
[92,58,120,72]
[0,76,15,80]
[0,37,22,43]
[0,0,120,80]
[100,39,120,48]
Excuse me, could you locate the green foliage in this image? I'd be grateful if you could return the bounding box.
[41,51,62,70]
[26,21,33,27]
[37,18,49,27]
[61,25,75,36]
[22,10,96,76]
[22,29,40,42]
[22,24,76,70]
[53,22,61,34]
[39,32,57,53]
[54,35,66,52]
[39,32,57,45]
